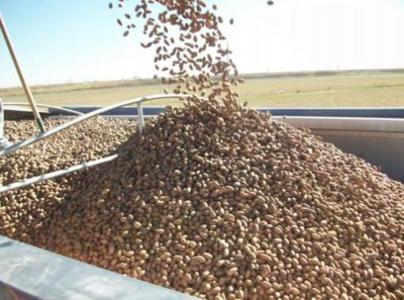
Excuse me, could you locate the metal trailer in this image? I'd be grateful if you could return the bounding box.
[1,10,403,300]
[1,103,404,299]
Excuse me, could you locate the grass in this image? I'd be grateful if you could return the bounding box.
[2,70,404,108]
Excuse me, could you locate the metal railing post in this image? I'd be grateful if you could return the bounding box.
[137,102,144,133]
[0,13,45,133]
[0,98,10,150]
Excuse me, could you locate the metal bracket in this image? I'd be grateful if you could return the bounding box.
[0,99,10,150]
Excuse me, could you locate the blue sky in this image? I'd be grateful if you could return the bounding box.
[1,0,404,87]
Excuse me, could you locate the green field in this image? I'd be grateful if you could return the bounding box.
[2,70,404,108]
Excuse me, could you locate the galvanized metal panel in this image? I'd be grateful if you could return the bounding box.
[275,116,404,182]
[311,130,404,182]
[0,236,195,300]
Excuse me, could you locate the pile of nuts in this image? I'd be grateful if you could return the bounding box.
[4,99,400,299]
[0,117,136,242]
[0,1,402,299]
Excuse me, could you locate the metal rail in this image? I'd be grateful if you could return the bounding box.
[0,13,45,133]
[4,102,84,116]
[0,94,187,193]
[0,155,117,194]
[0,94,187,157]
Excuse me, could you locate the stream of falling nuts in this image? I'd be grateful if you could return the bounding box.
[111,0,273,103]
[0,1,403,299]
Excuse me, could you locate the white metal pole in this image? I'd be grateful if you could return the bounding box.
[0,13,45,133]
[137,102,144,132]
[0,154,118,194]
